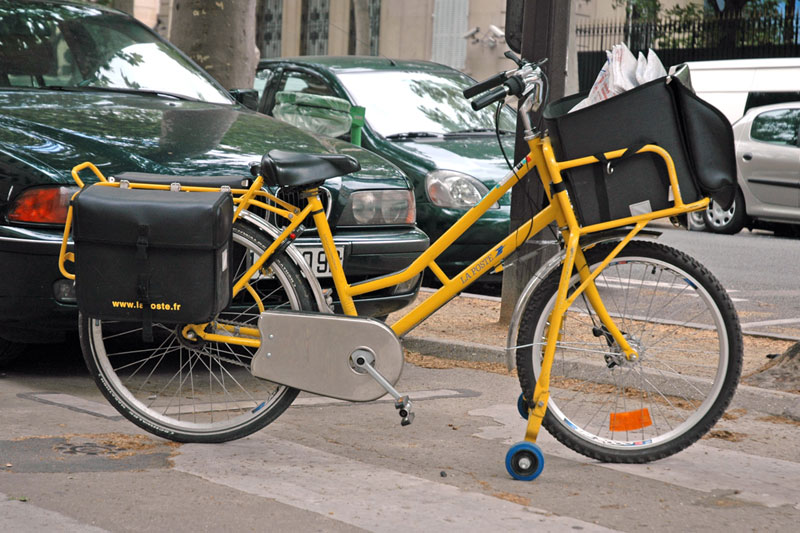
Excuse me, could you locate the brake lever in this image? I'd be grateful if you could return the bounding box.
[504,50,524,67]
[505,52,549,73]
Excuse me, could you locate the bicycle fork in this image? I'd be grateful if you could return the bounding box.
[521,233,638,444]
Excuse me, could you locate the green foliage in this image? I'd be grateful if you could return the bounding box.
[663,4,707,19]
[614,0,791,19]
[613,0,798,49]
[612,0,663,21]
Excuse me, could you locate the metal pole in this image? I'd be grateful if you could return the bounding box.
[500,0,571,322]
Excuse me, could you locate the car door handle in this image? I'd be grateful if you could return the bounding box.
[742,153,753,161]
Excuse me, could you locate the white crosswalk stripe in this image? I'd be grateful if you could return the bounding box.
[0,493,108,533]
[173,437,619,532]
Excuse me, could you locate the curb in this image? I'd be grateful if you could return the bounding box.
[402,336,505,364]
[401,335,800,421]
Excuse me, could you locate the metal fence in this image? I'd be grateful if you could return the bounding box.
[576,13,800,91]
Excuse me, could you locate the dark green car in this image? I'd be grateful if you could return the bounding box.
[255,57,515,282]
[0,1,427,363]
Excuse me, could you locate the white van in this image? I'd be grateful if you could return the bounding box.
[685,58,800,123]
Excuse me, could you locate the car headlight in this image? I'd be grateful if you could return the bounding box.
[425,170,497,209]
[7,186,78,224]
[339,190,416,225]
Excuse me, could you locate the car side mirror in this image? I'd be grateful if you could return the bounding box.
[229,89,260,110]
[273,92,354,138]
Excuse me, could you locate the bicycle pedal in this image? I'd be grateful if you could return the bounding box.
[395,396,414,426]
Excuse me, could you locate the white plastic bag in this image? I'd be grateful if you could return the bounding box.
[636,52,648,84]
[571,44,667,112]
[636,49,667,84]
[571,43,638,112]
[607,42,639,92]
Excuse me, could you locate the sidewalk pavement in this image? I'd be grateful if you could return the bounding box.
[389,288,800,422]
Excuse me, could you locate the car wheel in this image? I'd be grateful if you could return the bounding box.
[0,338,25,367]
[687,210,707,231]
[703,188,747,235]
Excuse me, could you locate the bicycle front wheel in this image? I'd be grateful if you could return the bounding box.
[515,240,742,463]
[80,222,314,443]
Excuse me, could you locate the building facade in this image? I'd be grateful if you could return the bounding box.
[122,1,709,85]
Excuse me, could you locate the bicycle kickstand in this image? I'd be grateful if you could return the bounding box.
[351,351,414,426]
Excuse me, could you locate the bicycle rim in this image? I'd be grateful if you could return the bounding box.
[81,224,312,442]
[518,242,740,461]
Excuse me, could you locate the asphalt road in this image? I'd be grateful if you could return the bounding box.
[2,344,799,532]
[646,225,800,340]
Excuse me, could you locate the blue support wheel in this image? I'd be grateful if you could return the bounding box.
[506,441,544,481]
[517,393,529,419]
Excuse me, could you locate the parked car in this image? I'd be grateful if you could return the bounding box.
[0,1,427,364]
[254,57,515,282]
[686,58,800,124]
[703,102,800,235]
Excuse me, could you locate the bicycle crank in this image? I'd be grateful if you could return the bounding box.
[251,310,412,423]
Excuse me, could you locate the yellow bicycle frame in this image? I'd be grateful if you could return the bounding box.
[60,135,709,445]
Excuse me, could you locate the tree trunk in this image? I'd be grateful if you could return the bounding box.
[353,0,371,55]
[169,0,258,90]
[112,0,134,15]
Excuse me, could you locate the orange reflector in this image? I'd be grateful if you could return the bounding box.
[609,408,652,432]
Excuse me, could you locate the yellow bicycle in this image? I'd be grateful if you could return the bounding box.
[60,55,742,481]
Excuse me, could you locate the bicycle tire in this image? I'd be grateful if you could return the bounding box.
[80,222,314,443]
[515,240,742,463]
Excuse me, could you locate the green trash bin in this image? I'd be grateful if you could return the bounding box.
[349,105,365,147]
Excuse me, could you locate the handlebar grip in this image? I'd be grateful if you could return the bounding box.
[463,71,507,99]
[470,85,507,111]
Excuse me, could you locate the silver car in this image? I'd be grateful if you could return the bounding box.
[703,102,800,235]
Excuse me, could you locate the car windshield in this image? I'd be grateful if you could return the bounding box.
[0,3,232,104]
[337,70,517,138]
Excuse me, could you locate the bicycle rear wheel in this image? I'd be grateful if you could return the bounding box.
[80,222,314,443]
[515,240,742,463]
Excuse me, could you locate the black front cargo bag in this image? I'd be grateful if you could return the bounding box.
[72,185,233,328]
[543,76,736,227]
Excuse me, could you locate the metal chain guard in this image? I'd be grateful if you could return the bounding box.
[251,310,404,402]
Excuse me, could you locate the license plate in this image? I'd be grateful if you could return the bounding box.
[298,246,344,278]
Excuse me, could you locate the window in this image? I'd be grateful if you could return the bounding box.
[751,108,800,147]
[0,7,231,104]
[0,16,77,87]
[431,0,468,70]
[745,91,800,114]
[254,68,275,100]
[278,71,335,97]
[257,0,283,59]
[300,0,329,56]
[338,70,516,137]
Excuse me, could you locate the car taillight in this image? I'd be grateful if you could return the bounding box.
[7,186,76,224]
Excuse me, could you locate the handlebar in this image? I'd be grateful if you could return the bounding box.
[464,57,548,121]
[470,75,526,111]
[470,85,508,111]
[463,71,507,99]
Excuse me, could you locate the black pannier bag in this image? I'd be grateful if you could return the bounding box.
[72,185,234,330]
[543,76,736,227]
